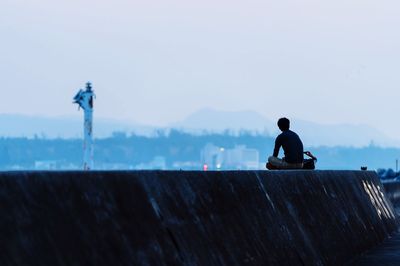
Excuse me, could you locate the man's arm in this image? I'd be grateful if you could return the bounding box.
[273,136,281,157]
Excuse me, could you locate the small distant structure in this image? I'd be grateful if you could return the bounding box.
[135,156,167,170]
[73,82,95,170]
[201,143,260,170]
[34,160,58,170]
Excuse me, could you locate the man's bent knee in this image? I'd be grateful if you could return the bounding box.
[268,156,275,163]
[268,156,283,166]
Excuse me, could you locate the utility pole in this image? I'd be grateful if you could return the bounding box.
[73,82,95,170]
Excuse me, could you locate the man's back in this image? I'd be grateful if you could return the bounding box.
[273,130,304,163]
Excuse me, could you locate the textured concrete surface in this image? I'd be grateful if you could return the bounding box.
[348,231,400,266]
[0,170,397,266]
[382,180,400,214]
[345,180,400,265]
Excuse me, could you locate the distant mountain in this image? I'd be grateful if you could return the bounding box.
[0,114,153,139]
[171,108,275,134]
[0,111,399,147]
[172,108,400,147]
[294,120,399,147]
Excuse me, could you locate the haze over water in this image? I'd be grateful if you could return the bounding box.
[1,0,399,140]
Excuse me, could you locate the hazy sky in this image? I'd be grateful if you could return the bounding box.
[1,0,400,138]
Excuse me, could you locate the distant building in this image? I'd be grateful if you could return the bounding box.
[35,160,58,170]
[135,156,167,170]
[172,161,200,170]
[97,163,134,170]
[200,143,225,170]
[34,160,79,170]
[201,143,260,170]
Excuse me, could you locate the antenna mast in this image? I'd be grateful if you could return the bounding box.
[73,82,95,170]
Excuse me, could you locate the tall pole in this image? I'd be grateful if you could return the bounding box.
[73,82,95,170]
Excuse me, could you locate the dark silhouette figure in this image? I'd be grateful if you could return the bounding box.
[267,118,304,169]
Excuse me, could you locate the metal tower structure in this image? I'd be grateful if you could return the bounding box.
[73,82,95,170]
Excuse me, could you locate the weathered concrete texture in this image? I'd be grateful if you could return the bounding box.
[0,170,397,266]
[382,180,400,212]
[346,180,400,265]
[349,231,400,266]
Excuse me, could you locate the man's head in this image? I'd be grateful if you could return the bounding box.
[277,117,290,131]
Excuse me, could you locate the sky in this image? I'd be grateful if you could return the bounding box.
[1,0,400,138]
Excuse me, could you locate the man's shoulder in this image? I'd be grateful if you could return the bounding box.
[283,130,302,140]
[277,130,300,139]
[288,130,303,143]
[280,130,294,136]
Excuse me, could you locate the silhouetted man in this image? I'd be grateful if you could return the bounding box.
[267,117,304,169]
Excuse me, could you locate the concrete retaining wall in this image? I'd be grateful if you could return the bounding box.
[382,180,400,210]
[0,170,397,265]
